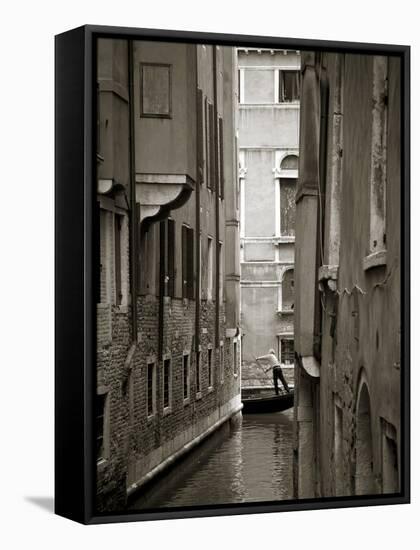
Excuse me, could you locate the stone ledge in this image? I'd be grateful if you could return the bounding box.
[363,250,387,271]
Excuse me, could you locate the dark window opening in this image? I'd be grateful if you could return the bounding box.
[160,218,175,298]
[281,339,294,364]
[182,226,194,299]
[208,348,213,388]
[196,351,201,394]
[147,363,155,416]
[163,359,171,409]
[96,393,106,461]
[183,354,190,400]
[280,71,301,102]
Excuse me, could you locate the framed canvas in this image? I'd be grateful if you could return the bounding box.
[55,25,410,524]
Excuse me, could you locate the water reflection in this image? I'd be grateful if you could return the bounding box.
[129,410,293,510]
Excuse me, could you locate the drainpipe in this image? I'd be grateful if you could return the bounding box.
[195,46,201,353]
[213,45,220,348]
[128,40,138,342]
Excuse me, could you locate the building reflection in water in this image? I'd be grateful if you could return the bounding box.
[129,410,293,510]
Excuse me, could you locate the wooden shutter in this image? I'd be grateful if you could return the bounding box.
[197,88,204,183]
[182,225,187,299]
[187,227,194,299]
[114,215,122,305]
[209,102,215,191]
[218,117,224,199]
[167,219,175,297]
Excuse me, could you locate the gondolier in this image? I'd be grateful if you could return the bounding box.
[256,349,290,395]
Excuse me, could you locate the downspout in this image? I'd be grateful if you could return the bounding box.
[128,40,138,341]
[213,45,220,348]
[195,46,201,354]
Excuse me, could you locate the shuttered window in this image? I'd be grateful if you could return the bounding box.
[197,88,204,184]
[114,214,123,306]
[160,218,175,298]
[207,101,216,191]
[218,117,224,199]
[182,225,194,299]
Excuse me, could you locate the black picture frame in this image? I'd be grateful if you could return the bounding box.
[55,24,410,525]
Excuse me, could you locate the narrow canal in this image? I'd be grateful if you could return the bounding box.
[129,410,294,510]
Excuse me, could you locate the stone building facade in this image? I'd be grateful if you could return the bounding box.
[237,49,300,389]
[96,39,241,511]
[293,51,401,498]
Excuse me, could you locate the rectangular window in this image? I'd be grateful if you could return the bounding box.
[233,340,238,376]
[140,63,172,118]
[207,237,213,300]
[99,208,109,304]
[182,225,194,299]
[220,342,224,384]
[183,354,190,401]
[163,358,171,410]
[365,56,388,269]
[114,214,123,305]
[147,362,156,417]
[196,351,201,395]
[208,347,213,388]
[244,69,275,103]
[96,393,107,462]
[279,70,301,102]
[281,339,294,364]
[280,179,297,236]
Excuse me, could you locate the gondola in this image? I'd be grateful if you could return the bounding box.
[241,390,294,414]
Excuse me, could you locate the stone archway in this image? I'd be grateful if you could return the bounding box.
[355,381,375,495]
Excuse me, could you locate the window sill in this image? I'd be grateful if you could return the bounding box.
[363,250,387,271]
[163,407,172,417]
[277,309,294,316]
[183,397,190,406]
[196,392,202,401]
[97,458,108,473]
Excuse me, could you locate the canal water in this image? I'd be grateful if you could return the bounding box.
[129,410,294,510]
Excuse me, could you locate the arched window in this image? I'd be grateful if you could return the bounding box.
[355,382,375,495]
[281,154,299,171]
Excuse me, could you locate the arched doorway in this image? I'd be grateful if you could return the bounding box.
[355,382,374,495]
